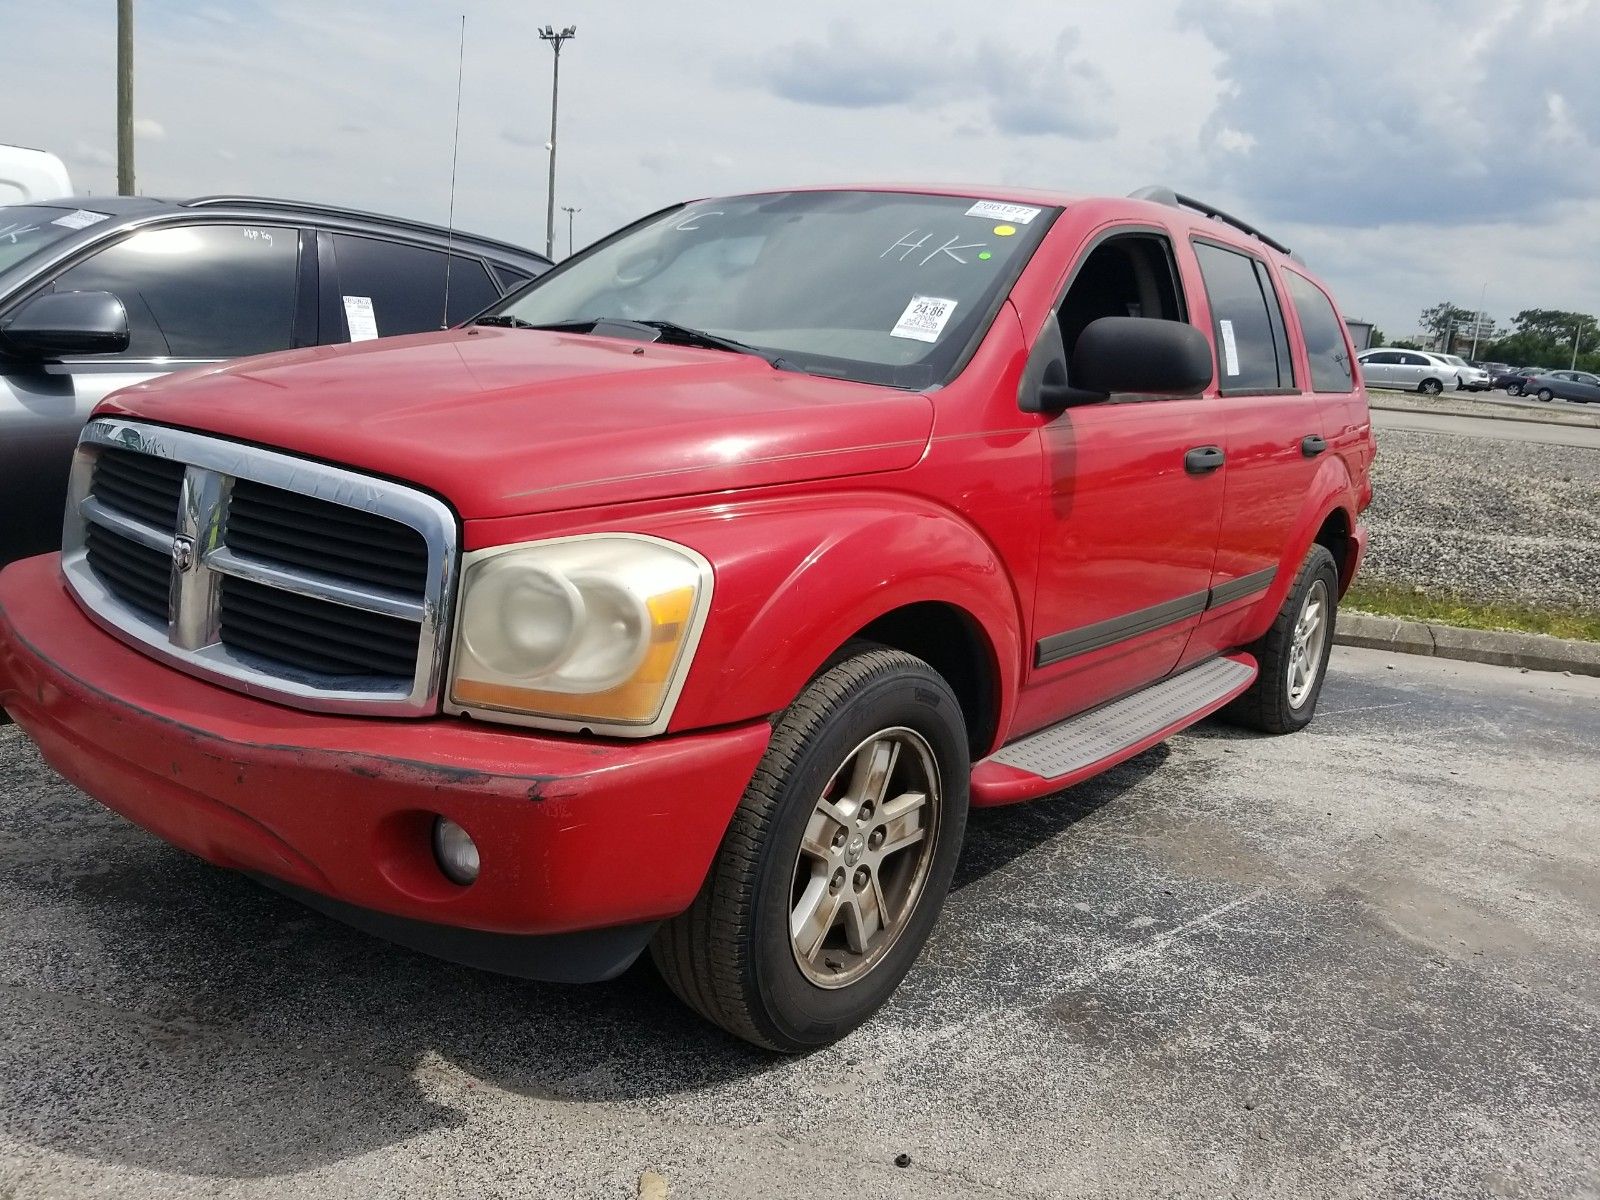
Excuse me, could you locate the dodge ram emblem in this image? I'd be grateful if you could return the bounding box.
[171,536,196,573]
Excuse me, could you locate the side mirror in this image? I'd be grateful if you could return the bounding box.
[1030,317,1214,411]
[0,290,130,359]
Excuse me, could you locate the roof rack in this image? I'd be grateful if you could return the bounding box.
[1128,185,1300,261]
[180,195,549,263]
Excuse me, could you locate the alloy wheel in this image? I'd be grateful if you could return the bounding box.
[1286,579,1329,709]
[788,727,941,989]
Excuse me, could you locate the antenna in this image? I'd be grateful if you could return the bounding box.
[440,13,466,329]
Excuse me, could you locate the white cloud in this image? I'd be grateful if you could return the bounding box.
[133,116,165,139]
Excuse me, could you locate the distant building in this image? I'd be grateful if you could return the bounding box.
[1344,319,1374,351]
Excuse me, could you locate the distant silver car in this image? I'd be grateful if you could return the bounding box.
[0,195,550,565]
[1523,370,1600,404]
[1355,347,1458,395]
[1433,353,1490,391]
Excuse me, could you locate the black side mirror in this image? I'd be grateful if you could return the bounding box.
[1028,316,1214,412]
[0,291,130,359]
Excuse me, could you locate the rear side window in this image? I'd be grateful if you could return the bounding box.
[1192,240,1294,392]
[1284,269,1354,392]
[51,223,299,358]
[327,234,501,339]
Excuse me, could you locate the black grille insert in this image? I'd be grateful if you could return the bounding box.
[226,479,431,594]
[219,576,420,680]
[85,524,170,622]
[94,448,185,530]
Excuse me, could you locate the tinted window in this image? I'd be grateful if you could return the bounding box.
[328,235,500,339]
[1401,353,1428,366]
[51,223,299,358]
[1193,241,1293,391]
[1363,351,1397,365]
[0,204,97,274]
[1284,269,1354,392]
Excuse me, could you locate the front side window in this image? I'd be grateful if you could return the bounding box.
[491,190,1056,388]
[327,234,501,339]
[50,223,299,358]
[1192,240,1294,392]
[1284,269,1354,392]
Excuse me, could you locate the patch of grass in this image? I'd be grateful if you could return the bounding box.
[1344,580,1600,643]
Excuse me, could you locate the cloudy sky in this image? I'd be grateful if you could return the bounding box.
[5,0,1597,342]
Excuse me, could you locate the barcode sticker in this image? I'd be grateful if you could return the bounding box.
[343,295,380,342]
[891,295,959,343]
[51,209,111,230]
[1219,319,1241,376]
[965,200,1040,224]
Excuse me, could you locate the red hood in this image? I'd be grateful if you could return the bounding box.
[97,328,934,520]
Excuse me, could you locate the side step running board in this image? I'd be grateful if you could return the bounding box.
[970,654,1257,807]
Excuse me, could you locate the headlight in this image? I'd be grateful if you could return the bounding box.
[446,534,712,735]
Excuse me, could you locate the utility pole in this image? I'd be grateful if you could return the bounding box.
[1469,281,1487,361]
[561,205,580,257]
[117,0,134,194]
[1573,325,1585,370]
[539,24,576,260]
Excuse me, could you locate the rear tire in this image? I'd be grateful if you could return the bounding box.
[1224,545,1338,735]
[1420,378,1443,395]
[652,646,969,1052]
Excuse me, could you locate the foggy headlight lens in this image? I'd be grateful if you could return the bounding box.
[448,535,711,730]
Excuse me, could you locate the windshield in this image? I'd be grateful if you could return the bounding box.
[0,205,98,274]
[491,190,1056,388]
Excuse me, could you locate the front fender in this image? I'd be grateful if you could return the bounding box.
[642,492,1025,741]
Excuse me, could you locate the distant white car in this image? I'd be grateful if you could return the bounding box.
[1432,353,1490,391]
[0,145,71,205]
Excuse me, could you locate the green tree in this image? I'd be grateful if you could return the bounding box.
[1418,301,1473,349]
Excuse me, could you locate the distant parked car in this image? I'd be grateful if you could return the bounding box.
[1356,347,1457,394]
[1524,370,1600,404]
[1433,353,1490,391]
[0,195,550,565]
[1472,361,1510,376]
[1494,366,1548,395]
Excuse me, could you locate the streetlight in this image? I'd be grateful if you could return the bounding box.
[560,205,580,258]
[539,24,576,261]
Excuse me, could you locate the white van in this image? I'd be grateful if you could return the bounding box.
[0,146,72,205]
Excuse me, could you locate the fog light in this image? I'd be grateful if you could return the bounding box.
[432,817,480,886]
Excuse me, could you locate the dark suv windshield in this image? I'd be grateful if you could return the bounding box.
[0,205,98,274]
[491,190,1056,388]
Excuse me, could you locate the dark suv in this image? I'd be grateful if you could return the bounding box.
[0,195,549,564]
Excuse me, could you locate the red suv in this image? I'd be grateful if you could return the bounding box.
[0,185,1373,1051]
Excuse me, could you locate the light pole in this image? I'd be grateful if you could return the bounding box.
[1469,281,1487,361]
[1573,325,1586,370]
[561,205,580,257]
[539,24,576,261]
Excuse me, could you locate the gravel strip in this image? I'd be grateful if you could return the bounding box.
[1368,388,1600,428]
[1364,428,1600,609]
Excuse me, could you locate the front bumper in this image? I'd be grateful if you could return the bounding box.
[0,555,771,980]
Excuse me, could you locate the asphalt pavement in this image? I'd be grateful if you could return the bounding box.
[2,647,1597,1199]
[1371,405,1600,449]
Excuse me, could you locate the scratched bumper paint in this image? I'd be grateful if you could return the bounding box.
[0,554,770,937]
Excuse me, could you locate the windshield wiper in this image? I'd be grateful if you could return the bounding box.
[473,314,590,331]
[632,319,799,370]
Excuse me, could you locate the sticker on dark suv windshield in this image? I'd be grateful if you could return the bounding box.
[965,200,1040,224]
[50,209,111,230]
[891,295,958,343]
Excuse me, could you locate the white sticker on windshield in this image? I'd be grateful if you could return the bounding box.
[51,208,112,230]
[1219,318,1241,377]
[342,295,380,342]
[965,200,1040,225]
[891,295,959,343]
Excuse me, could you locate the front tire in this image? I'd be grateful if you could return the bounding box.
[652,646,969,1052]
[1537,388,1554,403]
[1224,544,1339,735]
[1507,384,1523,396]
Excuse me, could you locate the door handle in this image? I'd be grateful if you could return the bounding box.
[1301,434,1328,457]
[1184,445,1225,474]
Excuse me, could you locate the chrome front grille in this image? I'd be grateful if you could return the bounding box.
[61,419,458,715]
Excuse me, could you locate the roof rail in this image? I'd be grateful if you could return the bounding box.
[180,195,550,263]
[1128,185,1300,261]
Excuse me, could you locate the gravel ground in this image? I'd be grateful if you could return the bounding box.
[1363,427,1600,609]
